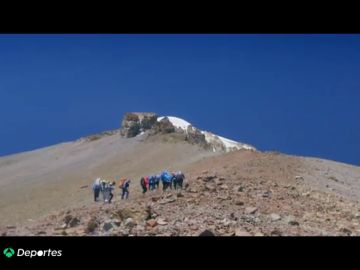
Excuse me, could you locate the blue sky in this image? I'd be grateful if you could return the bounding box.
[0,34,359,165]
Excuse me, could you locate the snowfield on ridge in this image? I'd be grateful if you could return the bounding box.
[157,116,256,152]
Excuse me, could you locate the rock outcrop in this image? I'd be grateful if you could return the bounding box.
[185,126,208,148]
[120,112,158,138]
[154,117,176,134]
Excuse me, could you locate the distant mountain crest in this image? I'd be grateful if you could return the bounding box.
[120,112,256,153]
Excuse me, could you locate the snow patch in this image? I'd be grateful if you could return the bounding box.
[217,135,240,149]
[157,116,191,130]
[158,116,255,152]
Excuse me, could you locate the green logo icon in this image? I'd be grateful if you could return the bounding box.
[3,248,15,258]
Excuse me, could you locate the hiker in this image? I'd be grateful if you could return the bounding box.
[92,178,101,201]
[140,177,147,194]
[104,181,115,203]
[144,176,149,190]
[173,173,178,190]
[149,175,155,191]
[174,171,185,190]
[161,171,172,191]
[172,172,178,190]
[119,177,126,191]
[100,179,108,201]
[169,172,176,190]
[155,174,161,189]
[120,179,131,199]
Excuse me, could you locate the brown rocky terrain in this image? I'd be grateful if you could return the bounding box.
[1,113,359,236]
[2,149,360,236]
[0,131,218,227]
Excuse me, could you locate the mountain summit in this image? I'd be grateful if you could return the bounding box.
[120,112,256,153]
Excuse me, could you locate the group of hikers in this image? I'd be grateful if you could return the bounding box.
[140,171,185,194]
[91,171,185,203]
[92,178,131,203]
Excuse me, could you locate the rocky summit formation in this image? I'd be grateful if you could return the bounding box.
[120,112,159,138]
[120,112,256,153]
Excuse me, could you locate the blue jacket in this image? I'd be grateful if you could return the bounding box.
[123,181,130,189]
[161,172,172,183]
[149,176,155,184]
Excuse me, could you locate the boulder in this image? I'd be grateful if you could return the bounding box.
[235,200,244,206]
[205,183,216,192]
[339,227,352,235]
[188,188,199,193]
[146,219,158,227]
[201,175,217,182]
[69,217,80,228]
[116,208,145,221]
[285,215,299,226]
[199,230,215,236]
[112,219,121,227]
[85,217,98,233]
[103,222,114,232]
[235,228,252,236]
[245,207,258,215]
[214,178,223,185]
[159,197,177,204]
[157,218,168,226]
[151,196,161,202]
[63,215,73,225]
[217,195,231,201]
[262,191,272,198]
[270,213,281,222]
[124,218,136,228]
[270,229,282,236]
[220,184,229,190]
[233,186,244,192]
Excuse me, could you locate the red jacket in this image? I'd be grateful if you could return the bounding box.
[144,176,149,187]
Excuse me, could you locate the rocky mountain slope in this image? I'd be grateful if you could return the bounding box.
[1,150,360,236]
[0,130,218,227]
[0,113,359,236]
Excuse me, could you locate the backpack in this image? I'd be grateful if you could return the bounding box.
[162,172,172,183]
[119,178,126,189]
